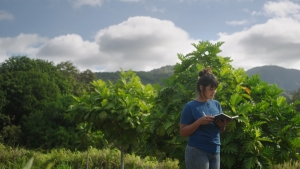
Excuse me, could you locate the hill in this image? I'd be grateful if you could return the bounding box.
[96,65,300,93]
[246,65,300,92]
[95,65,174,85]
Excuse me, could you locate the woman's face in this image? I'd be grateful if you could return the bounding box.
[201,85,217,100]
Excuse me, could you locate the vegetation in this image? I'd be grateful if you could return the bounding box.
[142,41,300,168]
[247,65,300,92]
[0,41,300,169]
[0,56,96,150]
[290,88,300,112]
[95,65,174,85]
[69,70,156,169]
[0,143,179,169]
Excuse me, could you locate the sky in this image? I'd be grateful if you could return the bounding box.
[1,0,300,72]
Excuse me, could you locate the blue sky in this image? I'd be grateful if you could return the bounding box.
[1,0,300,72]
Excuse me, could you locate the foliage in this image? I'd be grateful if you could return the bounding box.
[0,144,179,169]
[290,88,300,112]
[0,44,299,169]
[1,125,21,148]
[271,160,300,169]
[0,56,71,126]
[20,96,81,150]
[2,143,300,169]
[146,41,300,169]
[69,70,156,168]
[0,56,97,149]
[56,61,97,96]
[0,71,61,125]
[246,65,300,92]
[77,69,97,93]
[0,56,72,95]
[95,65,174,85]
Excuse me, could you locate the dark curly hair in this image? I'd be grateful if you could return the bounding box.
[196,67,219,96]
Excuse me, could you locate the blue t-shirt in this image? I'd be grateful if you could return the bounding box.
[180,99,222,153]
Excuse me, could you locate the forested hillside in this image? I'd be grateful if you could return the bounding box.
[246,65,300,92]
[96,65,300,93]
[95,65,174,85]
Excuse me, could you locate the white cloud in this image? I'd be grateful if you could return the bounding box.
[0,34,47,62]
[0,10,14,21]
[215,0,300,71]
[72,0,103,8]
[95,16,197,71]
[226,19,248,26]
[36,34,100,70]
[263,0,300,18]
[0,17,197,72]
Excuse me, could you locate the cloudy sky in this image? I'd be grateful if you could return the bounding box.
[1,0,300,72]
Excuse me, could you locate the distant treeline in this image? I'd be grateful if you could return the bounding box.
[95,65,174,85]
[247,65,300,92]
[96,65,300,99]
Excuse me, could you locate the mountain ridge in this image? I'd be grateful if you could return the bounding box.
[246,65,300,91]
[95,65,300,92]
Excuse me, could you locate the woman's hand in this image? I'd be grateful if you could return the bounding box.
[199,115,215,125]
[180,115,215,137]
[215,119,228,132]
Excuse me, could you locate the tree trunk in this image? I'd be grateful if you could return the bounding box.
[86,145,89,169]
[120,149,124,169]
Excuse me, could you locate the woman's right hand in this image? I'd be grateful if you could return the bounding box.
[180,115,215,137]
[198,115,215,125]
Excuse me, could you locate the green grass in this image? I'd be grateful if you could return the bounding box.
[271,160,300,169]
[2,143,300,169]
[0,144,179,169]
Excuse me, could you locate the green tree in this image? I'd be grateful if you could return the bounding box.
[57,61,97,95]
[1,125,21,147]
[77,69,97,92]
[146,41,300,168]
[290,88,300,112]
[0,71,61,125]
[57,61,82,96]
[70,70,156,169]
[20,95,81,149]
[0,56,72,95]
[0,56,74,148]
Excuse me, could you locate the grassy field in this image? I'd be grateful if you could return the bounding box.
[1,144,300,169]
[0,144,179,169]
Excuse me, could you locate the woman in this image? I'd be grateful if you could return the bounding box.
[180,67,227,169]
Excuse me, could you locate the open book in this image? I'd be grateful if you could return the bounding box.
[214,113,238,122]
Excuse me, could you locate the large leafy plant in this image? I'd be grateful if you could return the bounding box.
[69,70,156,169]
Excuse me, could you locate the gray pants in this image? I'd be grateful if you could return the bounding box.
[185,145,220,169]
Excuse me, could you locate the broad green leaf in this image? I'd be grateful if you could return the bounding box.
[276,96,286,107]
[230,94,243,106]
[101,99,108,107]
[22,157,34,169]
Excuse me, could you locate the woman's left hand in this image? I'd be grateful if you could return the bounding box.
[215,119,228,132]
[215,119,227,128]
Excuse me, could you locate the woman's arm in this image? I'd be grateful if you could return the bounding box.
[180,115,215,137]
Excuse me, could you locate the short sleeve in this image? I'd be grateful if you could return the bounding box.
[213,100,222,114]
[180,104,194,125]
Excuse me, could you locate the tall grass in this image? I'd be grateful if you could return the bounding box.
[0,144,179,169]
[271,160,300,169]
[2,143,299,169]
